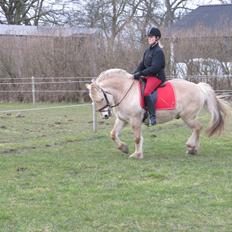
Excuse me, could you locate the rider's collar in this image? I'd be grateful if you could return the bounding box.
[150,42,158,49]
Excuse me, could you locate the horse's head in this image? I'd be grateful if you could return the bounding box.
[86,69,134,119]
[86,81,112,119]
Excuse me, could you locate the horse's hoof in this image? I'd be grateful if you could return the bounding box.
[129,152,143,159]
[186,144,198,155]
[186,148,198,155]
[118,143,129,154]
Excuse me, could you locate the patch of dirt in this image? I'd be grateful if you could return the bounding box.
[16,167,28,172]
[16,113,25,118]
[2,148,17,154]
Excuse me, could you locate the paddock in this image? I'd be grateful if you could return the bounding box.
[0,102,231,231]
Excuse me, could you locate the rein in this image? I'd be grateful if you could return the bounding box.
[97,79,135,112]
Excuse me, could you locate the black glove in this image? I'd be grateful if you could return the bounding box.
[133,72,141,80]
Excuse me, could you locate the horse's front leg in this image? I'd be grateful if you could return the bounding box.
[129,119,143,159]
[111,118,128,154]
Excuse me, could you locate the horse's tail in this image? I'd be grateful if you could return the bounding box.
[198,82,229,137]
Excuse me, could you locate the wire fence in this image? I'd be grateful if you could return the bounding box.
[0,103,91,113]
[0,76,96,130]
[0,75,231,103]
[0,75,231,102]
[0,75,231,133]
[0,103,97,132]
[0,76,93,102]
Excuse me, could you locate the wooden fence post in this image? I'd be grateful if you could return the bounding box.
[32,76,35,104]
[92,102,97,132]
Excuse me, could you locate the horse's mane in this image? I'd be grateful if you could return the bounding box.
[96,69,132,83]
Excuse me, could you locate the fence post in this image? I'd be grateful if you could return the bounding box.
[32,76,35,104]
[92,102,97,132]
[170,40,175,77]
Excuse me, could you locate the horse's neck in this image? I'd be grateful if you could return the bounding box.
[100,78,130,96]
[100,78,138,110]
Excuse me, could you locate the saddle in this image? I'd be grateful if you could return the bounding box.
[139,80,176,110]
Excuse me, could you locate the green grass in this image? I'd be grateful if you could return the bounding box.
[0,103,231,232]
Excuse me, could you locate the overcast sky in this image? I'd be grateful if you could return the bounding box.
[188,0,222,8]
[50,0,225,14]
[51,0,224,10]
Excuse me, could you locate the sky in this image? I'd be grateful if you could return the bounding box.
[50,0,225,11]
[188,0,222,8]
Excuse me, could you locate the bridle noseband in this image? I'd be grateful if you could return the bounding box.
[97,89,112,116]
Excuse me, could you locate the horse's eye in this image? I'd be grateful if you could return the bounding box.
[101,98,104,102]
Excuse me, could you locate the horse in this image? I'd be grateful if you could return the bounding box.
[86,68,229,159]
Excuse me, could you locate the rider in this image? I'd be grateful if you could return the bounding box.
[133,27,166,125]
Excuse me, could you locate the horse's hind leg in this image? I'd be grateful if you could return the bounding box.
[111,118,128,154]
[182,116,203,155]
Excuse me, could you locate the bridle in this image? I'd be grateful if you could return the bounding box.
[97,79,135,114]
[97,89,112,115]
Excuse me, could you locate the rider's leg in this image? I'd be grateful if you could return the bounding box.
[144,77,162,125]
[144,94,156,125]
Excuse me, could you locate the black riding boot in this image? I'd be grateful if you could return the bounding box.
[144,94,156,125]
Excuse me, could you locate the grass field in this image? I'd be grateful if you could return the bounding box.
[0,103,231,232]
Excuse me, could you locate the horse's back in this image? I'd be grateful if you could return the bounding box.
[169,79,205,113]
[169,78,197,87]
[169,79,201,95]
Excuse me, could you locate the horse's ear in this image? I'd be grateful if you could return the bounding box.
[91,83,98,93]
[85,84,91,90]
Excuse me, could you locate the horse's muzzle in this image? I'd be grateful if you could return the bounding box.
[100,107,112,119]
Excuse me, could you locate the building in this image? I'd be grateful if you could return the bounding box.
[166,4,232,77]
[0,24,98,102]
[0,24,98,78]
[171,4,232,34]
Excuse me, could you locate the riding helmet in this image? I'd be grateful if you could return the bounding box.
[147,27,161,38]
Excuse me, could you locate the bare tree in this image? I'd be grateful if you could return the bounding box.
[46,0,85,26]
[131,0,161,46]
[0,0,61,25]
[162,0,190,27]
[128,0,191,50]
[84,0,143,47]
[218,0,232,3]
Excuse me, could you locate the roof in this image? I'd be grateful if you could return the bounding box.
[0,24,98,37]
[170,4,232,34]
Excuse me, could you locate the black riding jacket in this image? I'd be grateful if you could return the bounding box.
[134,43,166,82]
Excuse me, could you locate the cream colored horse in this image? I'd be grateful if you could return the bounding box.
[86,69,229,159]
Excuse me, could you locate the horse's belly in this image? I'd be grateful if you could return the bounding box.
[156,109,179,123]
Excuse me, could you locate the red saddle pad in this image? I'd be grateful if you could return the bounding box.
[139,81,176,110]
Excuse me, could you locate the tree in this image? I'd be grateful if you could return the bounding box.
[132,0,161,44]
[218,0,232,3]
[47,0,84,26]
[84,0,143,47]
[162,0,190,27]
[0,0,60,25]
